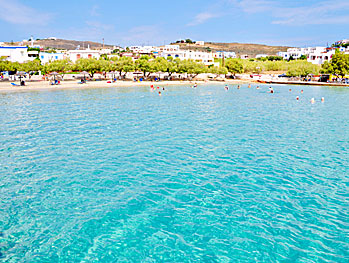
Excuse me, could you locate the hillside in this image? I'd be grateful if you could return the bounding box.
[5,39,115,50]
[173,42,291,57]
[4,38,291,56]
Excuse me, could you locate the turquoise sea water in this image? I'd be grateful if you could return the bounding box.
[0,84,348,262]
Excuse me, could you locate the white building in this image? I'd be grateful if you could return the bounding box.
[195,41,205,46]
[213,51,237,59]
[0,46,29,63]
[39,52,64,64]
[157,45,180,52]
[256,54,268,58]
[66,49,101,63]
[161,49,218,66]
[129,46,155,54]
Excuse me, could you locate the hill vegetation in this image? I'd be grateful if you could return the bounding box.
[172,42,291,57]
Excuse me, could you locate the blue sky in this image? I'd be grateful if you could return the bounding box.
[0,0,348,47]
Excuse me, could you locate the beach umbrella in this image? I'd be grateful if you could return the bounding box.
[49,71,59,81]
[16,71,26,83]
[80,71,89,80]
[80,71,89,76]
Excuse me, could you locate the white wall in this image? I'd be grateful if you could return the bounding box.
[67,50,101,63]
[39,52,64,64]
[0,47,29,63]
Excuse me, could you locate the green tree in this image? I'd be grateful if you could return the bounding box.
[19,60,42,74]
[209,66,228,77]
[111,56,134,78]
[43,59,72,74]
[324,52,349,77]
[73,58,103,78]
[225,59,243,75]
[286,61,320,77]
[135,55,152,77]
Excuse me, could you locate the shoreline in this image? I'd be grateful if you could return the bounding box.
[0,78,347,93]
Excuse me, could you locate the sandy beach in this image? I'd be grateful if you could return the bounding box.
[0,78,347,93]
[0,79,248,93]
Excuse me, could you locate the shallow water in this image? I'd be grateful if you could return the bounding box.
[0,84,348,262]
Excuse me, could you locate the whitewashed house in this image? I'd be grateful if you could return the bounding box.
[255,54,268,58]
[0,46,29,63]
[39,52,64,64]
[213,51,237,59]
[67,49,101,63]
[161,49,218,66]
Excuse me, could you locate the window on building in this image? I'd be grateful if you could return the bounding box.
[55,56,58,59]
[77,54,81,59]
[88,54,92,58]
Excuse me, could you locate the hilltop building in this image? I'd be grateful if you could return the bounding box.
[277,46,347,65]
[213,51,237,59]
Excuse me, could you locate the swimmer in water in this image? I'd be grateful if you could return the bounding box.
[162,87,165,90]
[256,86,260,89]
[301,90,304,94]
[225,85,229,90]
[237,85,240,89]
[248,84,251,88]
[289,89,292,92]
[269,87,274,93]
[158,91,162,96]
[296,96,299,101]
[321,97,325,102]
[310,98,315,103]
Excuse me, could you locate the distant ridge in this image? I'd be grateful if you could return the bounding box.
[5,38,292,56]
[5,39,115,50]
[172,42,292,57]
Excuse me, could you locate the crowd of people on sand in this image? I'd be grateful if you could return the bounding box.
[149,82,325,104]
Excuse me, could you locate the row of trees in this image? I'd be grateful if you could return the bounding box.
[1,53,347,78]
[0,56,231,79]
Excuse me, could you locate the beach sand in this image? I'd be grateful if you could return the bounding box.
[0,79,248,93]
